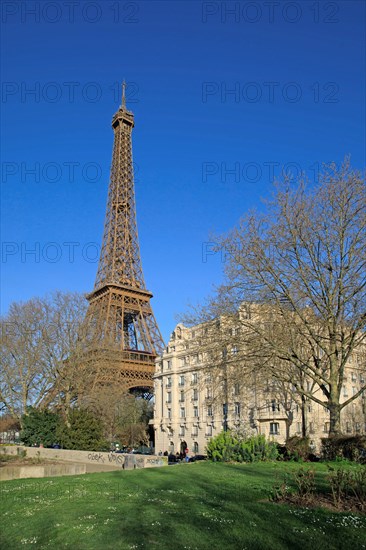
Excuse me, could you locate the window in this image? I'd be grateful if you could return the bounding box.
[179,375,185,387]
[207,405,213,417]
[206,425,212,437]
[234,402,241,416]
[242,306,250,319]
[271,400,280,412]
[180,407,185,418]
[192,373,198,385]
[351,372,357,382]
[193,406,199,417]
[180,357,187,367]
[232,346,238,355]
[223,403,228,416]
[167,408,171,420]
[193,388,198,401]
[166,360,171,370]
[206,388,212,399]
[206,374,212,384]
[308,404,312,413]
[193,442,199,453]
[192,354,198,364]
[179,426,185,437]
[166,377,172,388]
[166,392,171,403]
[343,385,348,397]
[192,426,198,436]
[352,386,357,396]
[234,383,240,396]
[169,441,174,452]
[180,391,185,402]
[270,422,279,435]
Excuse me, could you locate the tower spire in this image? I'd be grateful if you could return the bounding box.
[121,80,126,109]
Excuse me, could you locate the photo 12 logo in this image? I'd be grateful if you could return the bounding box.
[1,1,140,24]
[201,2,340,24]
[202,81,339,104]
[1,241,101,264]
[1,81,139,105]
[1,161,102,184]
[1,160,139,184]
[201,160,321,184]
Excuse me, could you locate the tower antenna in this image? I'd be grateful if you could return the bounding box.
[121,80,126,109]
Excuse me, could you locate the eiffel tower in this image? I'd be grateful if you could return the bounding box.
[85,83,164,395]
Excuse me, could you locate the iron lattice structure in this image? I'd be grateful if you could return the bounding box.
[85,85,164,392]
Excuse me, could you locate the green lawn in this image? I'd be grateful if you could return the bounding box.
[1,461,365,549]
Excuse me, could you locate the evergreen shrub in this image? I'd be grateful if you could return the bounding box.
[321,435,366,463]
[206,431,278,462]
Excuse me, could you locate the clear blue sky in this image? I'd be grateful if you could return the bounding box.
[1,0,365,342]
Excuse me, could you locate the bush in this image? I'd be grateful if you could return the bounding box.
[56,409,109,451]
[206,431,238,462]
[279,436,312,462]
[20,408,61,448]
[293,467,316,500]
[327,465,366,511]
[206,431,278,463]
[321,435,366,463]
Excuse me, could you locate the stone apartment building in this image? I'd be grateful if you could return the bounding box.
[152,322,366,456]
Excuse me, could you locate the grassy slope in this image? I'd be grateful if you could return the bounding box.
[1,462,365,550]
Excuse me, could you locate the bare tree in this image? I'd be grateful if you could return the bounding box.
[38,291,91,414]
[0,298,51,419]
[187,160,366,436]
[79,386,153,447]
[0,292,89,420]
[114,394,151,448]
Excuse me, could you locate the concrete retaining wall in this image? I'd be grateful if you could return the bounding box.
[0,446,168,471]
[0,463,87,481]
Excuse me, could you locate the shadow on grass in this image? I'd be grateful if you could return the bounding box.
[1,462,365,549]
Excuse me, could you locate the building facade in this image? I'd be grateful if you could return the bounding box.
[152,323,366,456]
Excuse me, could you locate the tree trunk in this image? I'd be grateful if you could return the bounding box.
[328,403,342,436]
[301,395,307,438]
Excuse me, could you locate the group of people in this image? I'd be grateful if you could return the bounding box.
[158,449,190,463]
